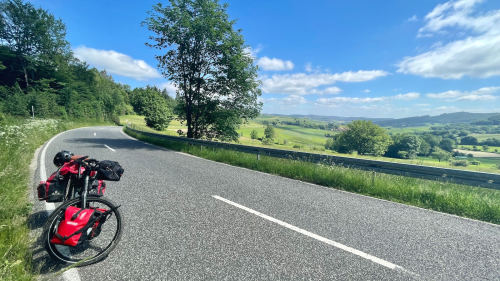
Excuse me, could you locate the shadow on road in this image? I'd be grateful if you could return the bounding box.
[64,137,168,152]
[27,211,49,230]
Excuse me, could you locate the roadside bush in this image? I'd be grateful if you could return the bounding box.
[451,160,469,167]
[250,129,258,140]
[471,161,481,166]
[111,115,121,126]
[262,137,273,145]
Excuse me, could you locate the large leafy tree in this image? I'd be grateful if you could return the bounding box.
[385,134,421,159]
[334,120,392,156]
[145,0,261,140]
[0,0,70,89]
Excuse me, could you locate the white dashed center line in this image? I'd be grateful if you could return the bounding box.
[104,144,116,152]
[212,195,405,271]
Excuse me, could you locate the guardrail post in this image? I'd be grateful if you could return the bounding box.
[257,150,260,161]
[371,171,375,187]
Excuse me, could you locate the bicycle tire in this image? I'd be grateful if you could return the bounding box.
[43,196,122,266]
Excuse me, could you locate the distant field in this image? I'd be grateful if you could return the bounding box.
[458,145,500,153]
[121,115,500,173]
[470,134,500,141]
[384,126,431,134]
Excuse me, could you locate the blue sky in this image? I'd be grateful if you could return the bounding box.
[32,0,500,118]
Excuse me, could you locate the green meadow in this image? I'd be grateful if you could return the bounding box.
[121,115,500,173]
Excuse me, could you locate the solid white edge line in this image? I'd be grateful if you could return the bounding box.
[104,144,116,152]
[39,127,84,281]
[62,268,82,281]
[212,195,403,271]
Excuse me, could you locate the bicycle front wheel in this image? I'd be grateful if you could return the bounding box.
[43,196,122,266]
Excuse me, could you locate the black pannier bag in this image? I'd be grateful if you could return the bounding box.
[37,171,69,202]
[97,160,124,181]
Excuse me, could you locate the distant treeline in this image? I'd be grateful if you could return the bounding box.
[323,120,500,165]
[261,118,339,131]
[374,112,500,127]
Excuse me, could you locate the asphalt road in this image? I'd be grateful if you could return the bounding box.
[30,126,500,280]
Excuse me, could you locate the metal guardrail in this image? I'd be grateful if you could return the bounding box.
[125,126,500,190]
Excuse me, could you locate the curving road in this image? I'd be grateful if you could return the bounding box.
[30,126,500,280]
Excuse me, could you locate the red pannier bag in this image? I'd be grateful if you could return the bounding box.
[37,171,67,202]
[37,161,85,202]
[59,161,84,176]
[50,206,109,247]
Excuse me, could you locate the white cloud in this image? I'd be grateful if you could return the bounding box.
[281,95,307,105]
[426,86,500,101]
[73,46,161,80]
[322,87,343,95]
[398,34,500,79]
[316,96,386,106]
[244,45,263,59]
[418,0,494,36]
[394,92,420,100]
[264,95,307,106]
[435,105,460,112]
[158,82,178,97]
[261,70,388,95]
[257,57,294,71]
[363,89,371,93]
[407,15,418,22]
[398,0,500,79]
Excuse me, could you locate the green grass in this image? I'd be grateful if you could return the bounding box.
[122,115,500,173]
[125,127,500,224]
[458,144,500,153]
[0,117,112,281]
[384,126,432,134]
[470,134,500,142]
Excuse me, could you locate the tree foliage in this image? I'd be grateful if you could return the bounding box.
[431,147,451,162]
[0,0,70,88]
[264,125,275,140]
[250,129,258,140]
[0,0,133,120]
[145,0,261,140]
[333,120,391,156]
[460,136,478,145]
[385,134,421,159]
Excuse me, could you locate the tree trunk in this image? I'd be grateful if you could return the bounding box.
[186,106,193,138]
[23,66,29,89]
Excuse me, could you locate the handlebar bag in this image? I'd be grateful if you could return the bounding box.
[97,160,124,181]
[50,206,108,246]
[37,171,68,202]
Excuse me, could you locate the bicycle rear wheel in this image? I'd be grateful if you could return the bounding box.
[43,196,122,266]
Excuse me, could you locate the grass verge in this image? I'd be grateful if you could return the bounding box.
[0,118,112,281]
[125,127,500,224]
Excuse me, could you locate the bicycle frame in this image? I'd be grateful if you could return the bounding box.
[77,162,89,208]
